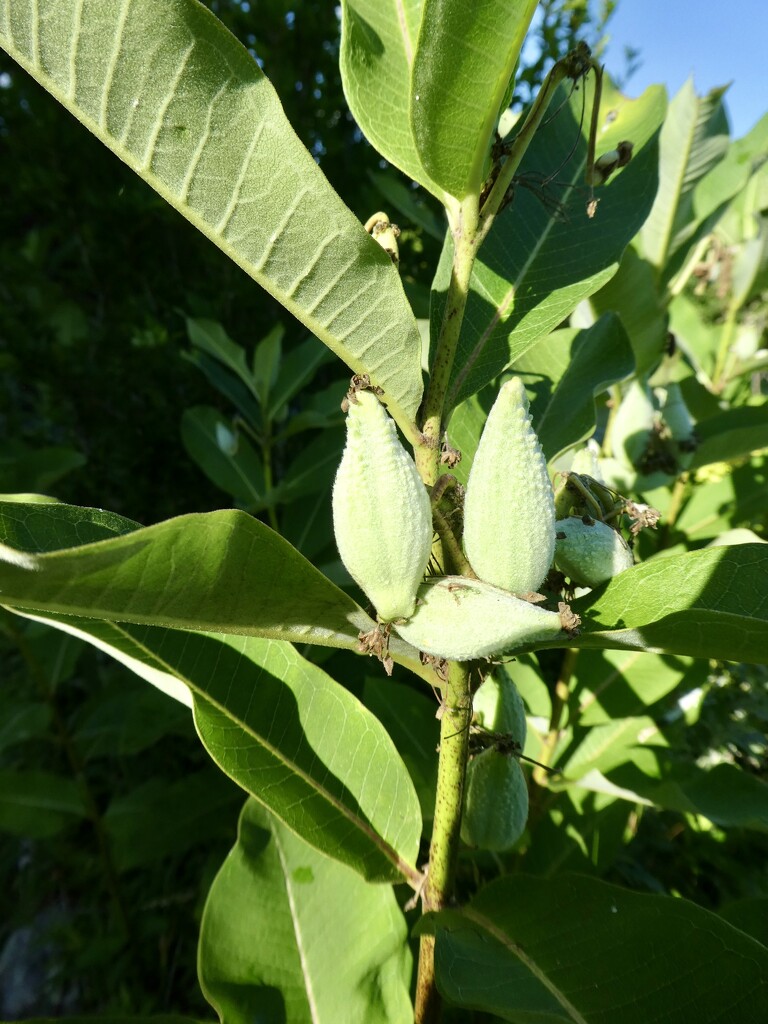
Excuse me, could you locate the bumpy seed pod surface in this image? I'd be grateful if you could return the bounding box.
[391,577,563,661]
[461,751,528,851]
[462,378,555,595]
[555,516,634,588]
[332,389,432,621]
[473,671,527,744]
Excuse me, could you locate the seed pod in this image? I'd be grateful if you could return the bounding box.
[610,379,656,468]
[462,378,555,595]
[473,672,527,745]
[391,577,563,661]
[555,516,633,588]
[332,389,432,622]
[461,751,528,851]
[656,383,697,468]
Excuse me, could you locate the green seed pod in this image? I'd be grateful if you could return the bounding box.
[473,673,527,746]
[555,516,633,588]
[461,751,528,851]
[391,577,563,661]
[610,379,656,467]
[462,378,555,595]
[332,389,432,621]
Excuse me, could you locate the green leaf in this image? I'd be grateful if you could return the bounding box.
[410,0,538,199]
[424,874,768,1022]
[369,170,446,241]
[719,897,768,948]
[0,770,88,838]
[640,79,730,272]
[434,82,665,410]
[589,246,667,375]
[200,800,413,1023]
[180,406,266,507]
[675,456,767,540]
[71,683,191,758]
[579,758,768,832]
[104,770,241,871]
[252,322,284,407]
[0,502,368,650]
[186,318,260,405]
[0,0,423,428]
[561,717,666,779]
[14,615,423,881]
[516,315,634,462]
[0,697,51,754]
[549,544,768,664]
[573,649,703,726]
[340,0,441,198]
[691,404,768,468]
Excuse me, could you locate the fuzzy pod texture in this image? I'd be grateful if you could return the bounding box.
[461,751,528,851]
[473,672,527,745]
[332,389,432,622]
[610,379,656,467]
[555,516,634,588]
[462,378,556,595]
[391,577,563,661]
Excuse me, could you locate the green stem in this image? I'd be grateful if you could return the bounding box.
[713,302,738,392]
[415,660,473,1024]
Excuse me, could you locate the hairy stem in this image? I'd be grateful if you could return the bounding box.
[414,660,473,1023]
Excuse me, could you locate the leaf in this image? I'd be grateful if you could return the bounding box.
[17,613,423,880]
[410,0,538,199]
[186,318,260,404]
[423,873,768,1022]
[71,683,191,758]
[691,404,768,469]
[0,0,423,428]
[0,502,369,651]
[579,758,768,833]
[180,407,266,507]
[0,697,51,754]
[104,770,241,871]
[573,649,704,726]
[433,82,665,411]
[589,246,667,375]
[199,800,413,1024]
[640,79,730,272]
[0,770,88,838]
[516,314,634,462]
[561,717,665,779]
[719,897,768,948]
[368,170,446,241]
[675,457,767,540]
[544,544,768,664]
[340,0,442,198]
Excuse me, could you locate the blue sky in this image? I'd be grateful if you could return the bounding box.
[603,0,766,138]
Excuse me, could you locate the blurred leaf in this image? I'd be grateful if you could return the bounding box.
[369,170,446,241]
[0,697,51,754]
[691,404,768,468]
[410,0,538,198]
[562,716,665,778]
[719,897,768,947]
[517,314,634,462]
[180,406,265,507]
[252,323,284,407]
[267,336,334,420]
[186,318,259,403]
[72,683,191,759]
[423,874,768,1022]
[433,82,665,410]
[0,441,86,493]
[589,246,667,375]
[104,770,241,871]
[0,0,423,428]
[640,79,730,271]
[573,649,704,726]
[199,800,413,1023]
[0,770,87,838]
[581,759,768,832]
[676,456,767,540]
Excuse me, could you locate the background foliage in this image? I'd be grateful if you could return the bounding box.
[0,0,766,1019]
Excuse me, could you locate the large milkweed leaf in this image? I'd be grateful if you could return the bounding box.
[547,544,768,664]
[0,501,425,674]
[340,0,442,198]
[199,801,413,1023]
[433,81,665,412]
[421,874,768,1023]
[0,0,423,428]
[12,613,423,883]
[410,0,538,199]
